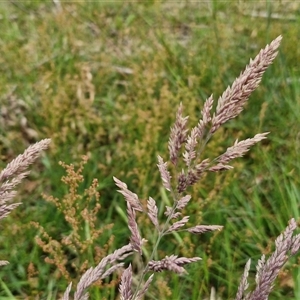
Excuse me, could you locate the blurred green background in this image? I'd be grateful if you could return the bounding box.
[0,1,299,299]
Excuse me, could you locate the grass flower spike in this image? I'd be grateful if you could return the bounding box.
[2,34,300,300]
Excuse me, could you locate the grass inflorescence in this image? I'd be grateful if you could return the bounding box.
[0,1,300,299]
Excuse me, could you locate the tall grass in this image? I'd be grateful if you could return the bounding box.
[0,1,300,299]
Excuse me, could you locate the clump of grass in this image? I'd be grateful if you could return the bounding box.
[1,35,300,300]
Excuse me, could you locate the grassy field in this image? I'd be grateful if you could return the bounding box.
[0,1,300,299]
